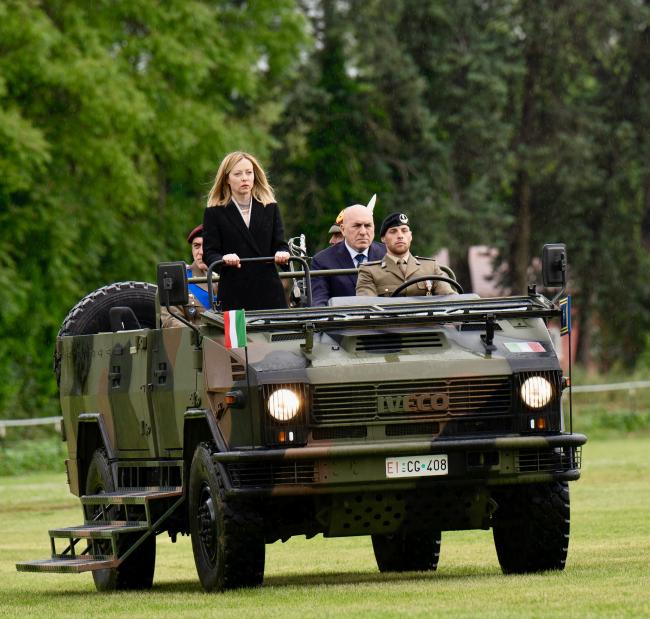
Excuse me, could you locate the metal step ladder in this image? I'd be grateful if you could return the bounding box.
[16,487,183,574]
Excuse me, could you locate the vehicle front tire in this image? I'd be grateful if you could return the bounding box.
[85,448,156,591]
[492,481,570,574]
[371,529,441,572]
[189,443,265,592]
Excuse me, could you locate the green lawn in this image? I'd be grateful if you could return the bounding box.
[1,438,649,618]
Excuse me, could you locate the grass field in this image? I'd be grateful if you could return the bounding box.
[1,438,649,618]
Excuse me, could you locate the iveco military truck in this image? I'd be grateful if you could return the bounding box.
[17,243,585,592]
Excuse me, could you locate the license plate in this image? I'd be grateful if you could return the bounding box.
[385,454,449,478]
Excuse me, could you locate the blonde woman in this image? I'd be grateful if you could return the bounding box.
[202,151,290,311]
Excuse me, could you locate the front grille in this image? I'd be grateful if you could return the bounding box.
[312,426,367,440]
[441,418,514,436]
[355,332,445,353]
[312,375,512,425]
[270,332,305,342]
[384,418,515,437]
[227,461,315,488]
[516,446,581,473]
[385,422,440,437]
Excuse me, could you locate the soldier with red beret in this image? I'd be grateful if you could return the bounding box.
[161,224,216,327]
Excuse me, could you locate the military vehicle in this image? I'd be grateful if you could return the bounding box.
[17,243,585,592]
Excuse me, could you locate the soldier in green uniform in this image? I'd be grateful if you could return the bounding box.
[356,212,457,297]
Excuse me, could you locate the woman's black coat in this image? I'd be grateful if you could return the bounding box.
[202,198,289,311]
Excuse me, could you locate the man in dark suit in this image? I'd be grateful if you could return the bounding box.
[311,204,386,306]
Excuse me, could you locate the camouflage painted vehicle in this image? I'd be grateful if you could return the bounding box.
[17,244,586,592]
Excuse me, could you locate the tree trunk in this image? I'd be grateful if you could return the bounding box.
[448,247,472,295]
[510,170,532,294]
[509,28,539,295]
[641,171,650,250]
[574,287,593,367]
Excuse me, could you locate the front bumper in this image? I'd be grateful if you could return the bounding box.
[213,433,587,497]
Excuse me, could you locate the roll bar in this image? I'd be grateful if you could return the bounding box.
[206,256,312,309]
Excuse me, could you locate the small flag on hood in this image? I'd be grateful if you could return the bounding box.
[504,341,545,353]
[560,295,571,335]
[224,309,247,349]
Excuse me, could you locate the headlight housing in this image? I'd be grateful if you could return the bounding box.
[267,388,302,422]
[520,376,553,409]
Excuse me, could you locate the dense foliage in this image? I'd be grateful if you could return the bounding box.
[272,0,650,366]
[0,0,306,417]
[0,0,648,418]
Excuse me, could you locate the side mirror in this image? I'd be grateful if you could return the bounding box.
[156,262,189,306]
[542,244,567,287]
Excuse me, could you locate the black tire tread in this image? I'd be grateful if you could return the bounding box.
[54,281,157,384]
[189,442,265,591]
[59,281,157,336]
[371,529,441,572]
[492,481,570,574]
[85,448,156,591]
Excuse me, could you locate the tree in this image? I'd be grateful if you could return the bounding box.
[506,0,650,366]
[272,1,381,249]
[0,0,306,418]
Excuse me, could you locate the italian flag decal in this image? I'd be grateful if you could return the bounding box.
[224,309,247,349]
[504,341,545,353]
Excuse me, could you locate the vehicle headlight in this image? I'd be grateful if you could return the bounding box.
[267,388,301,422]
[520,376,553,409]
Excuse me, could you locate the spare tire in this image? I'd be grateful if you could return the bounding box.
[54,281,157,384]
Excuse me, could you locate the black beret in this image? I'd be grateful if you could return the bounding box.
[187,224,204,244]
[379,212,409,237]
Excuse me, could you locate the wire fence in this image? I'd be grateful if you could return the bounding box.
[0,416,62,437]
[567,380,650,394]
[1,380,649,436]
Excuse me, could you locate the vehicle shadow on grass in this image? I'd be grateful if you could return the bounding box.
[38,567,506,597]
[263,570,463,588]
[153,567,504,592]
[139,571,445,594]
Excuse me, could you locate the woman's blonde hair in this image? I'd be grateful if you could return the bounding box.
[206,151,276,207]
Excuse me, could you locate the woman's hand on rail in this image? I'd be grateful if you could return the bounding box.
[223,253,241,268]
[274,251,290,265]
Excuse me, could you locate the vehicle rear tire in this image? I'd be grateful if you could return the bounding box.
[54,281,157,384]
[492,481,570,574]
[371,529,441,572]
[189,443,265,592]
[85,448,156,591]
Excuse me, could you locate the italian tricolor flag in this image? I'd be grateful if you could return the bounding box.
[504,341,545,353]
[224,309,247,349]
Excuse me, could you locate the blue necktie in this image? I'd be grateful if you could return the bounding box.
[354,254,366,268]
